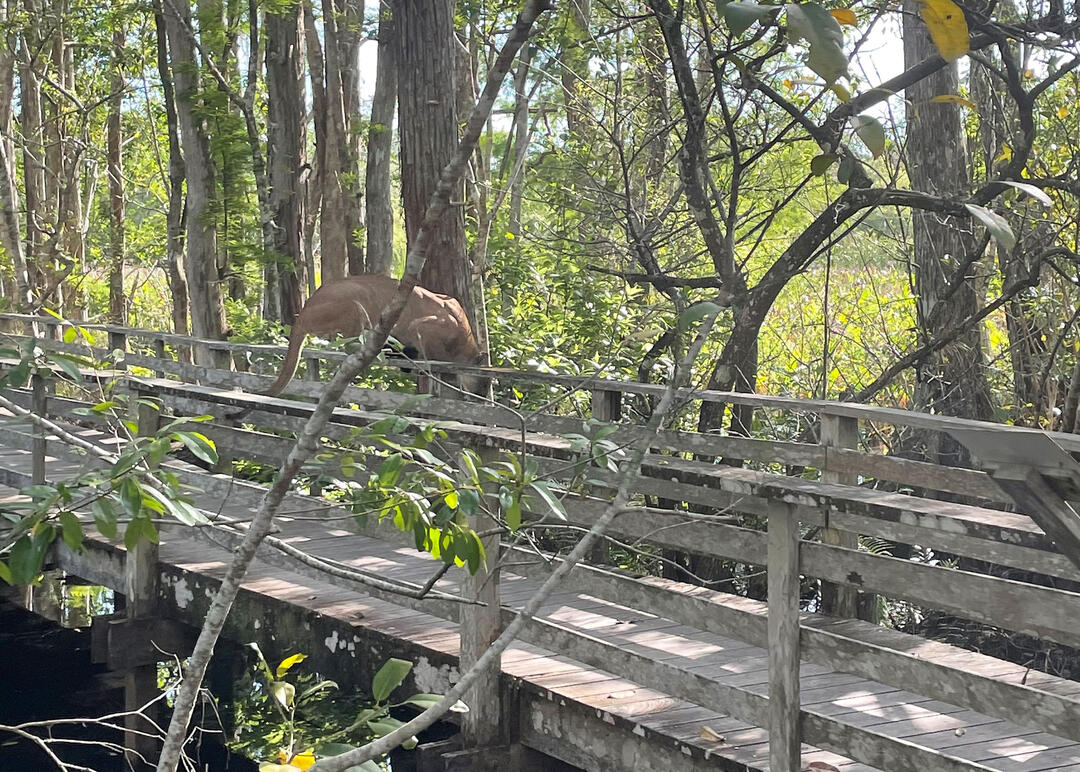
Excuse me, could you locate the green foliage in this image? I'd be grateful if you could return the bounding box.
[237,645,465,771]
[328,413,568,573]
[0,342,220,586]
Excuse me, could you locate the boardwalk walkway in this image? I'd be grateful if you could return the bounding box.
[3,418,1080,771]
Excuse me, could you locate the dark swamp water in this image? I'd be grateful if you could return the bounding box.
[0,576,456,771]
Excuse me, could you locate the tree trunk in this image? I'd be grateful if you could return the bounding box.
[0,0,29,309]
[364,0,396,276]
[302,0,325,290]
[559,0,591,136]
[154,0,190,348]
[265,0,306,324]
[903,0,994,464]
[318,0,352,280]
[164,0,228,366]
[107,25,126,324]
[336,0,365,275]
[19,0,45,295]
[395,0,471,317]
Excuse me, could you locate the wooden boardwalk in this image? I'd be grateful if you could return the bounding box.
[4,316,1080,770]
[3,432,1080,771]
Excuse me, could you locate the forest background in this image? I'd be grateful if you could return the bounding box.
[0,0,1077,445]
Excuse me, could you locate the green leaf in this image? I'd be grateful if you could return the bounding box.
[1001,180,1052,207]
[377,453,405,487]
[371,658,413,703]
[270,680,296,709]
[58,510,84,553]
[174,431,218,464]
[724,2,778,35]
[166,497,211,527]
[366,717,418,749]
[785,3,849,83]
[62,326,77,344]
[44,352,82,381]
[527,481,567,520]
[677,301,724,331]
[276,652,308,679]
[5,362,30,388]
[810,153,838,175]
[964,203,1016,249]
[457,488,480,518]
[120,477,142,519]
[497,485,514,512]
[837,153,857,184]
[506,499,522,532]
[402,694,470,713]
[258,763,302,771]
[91,498,118,539]
[850,114,886,158]
[9,532,46,584]
[0,560,12,585]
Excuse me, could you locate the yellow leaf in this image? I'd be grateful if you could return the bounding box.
[1058,106,1069,119]
[931,94,976,110]
[830,8,857,25]
[917,0,969,62]
[995,144,1013,163]
[289,750,317,771]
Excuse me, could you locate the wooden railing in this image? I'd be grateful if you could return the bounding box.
[3,314,1080,772]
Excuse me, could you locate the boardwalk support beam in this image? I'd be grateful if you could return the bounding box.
[122,398,164,768]
[459,447,504,748]
[819,414,859,618]
[768,501,802,772]
[30,372,47,485]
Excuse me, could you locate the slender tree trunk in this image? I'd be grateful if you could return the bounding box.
[319,0,352,280]
[0,0,26,306]
[364,0,396,276]
[265,0,306,323]
[559,0,591,135]
[337,0,365,275]
[165,0,228,366]
[395,0,472,319]
[507,45,532,238]
[107,26,126,324]
[302,0,325,289]
[903,0,994,464]
[19,0,45,294]
[154,0,190,347]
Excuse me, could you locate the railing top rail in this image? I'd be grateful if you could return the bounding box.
[4,313,1079,452]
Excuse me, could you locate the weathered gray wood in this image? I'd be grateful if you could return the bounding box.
[31,373,46,485]
[556,496,1080,647]
[767,502,802,772]
[992,467,1080,571]
[125,398,161,767]
[520,616,996,772]
[819,414,859,618]
[460,449,504,747]
[505,551,1080,742]
[3,312,1080,453]
[5,432,1079,772]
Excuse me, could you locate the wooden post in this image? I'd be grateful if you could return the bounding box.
[459,447,503,748]
[589,389,622,565]
[819,414,860,618]
[306,354,320,382]
[152,338,167,379]
[31,373,48,485]
[108,328,128,364]
[767,501,802,772]
[124,398,163,768]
